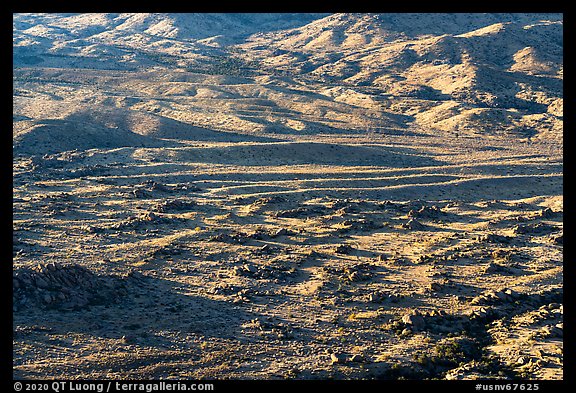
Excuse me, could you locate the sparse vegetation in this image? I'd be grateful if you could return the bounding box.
[12,12,562,380]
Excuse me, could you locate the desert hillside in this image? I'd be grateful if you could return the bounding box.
[13,13,562,381]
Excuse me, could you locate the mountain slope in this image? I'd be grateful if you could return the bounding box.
[13,13,563,146]
[235,13,562,140]
[13,13,328,70]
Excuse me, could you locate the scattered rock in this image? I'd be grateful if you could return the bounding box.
[495,290,511,302]
[540,325,562,338]
[131,188,149,199]
[259,244,272,253]
[232,259,296,281]
[335,244,354,254]
[344,264,373,282]
[550,325,563,338]
[80,225,102,234]
[330,352,348,364]
[304,249,320,258]
[539,207,556,218]
[350,354,364,363]
[471,290,502,305]
[251,195,287,207]
[402,310,426,331]
[513,223,559,236]
[445,360,500,380]
[376,254,387,262]
[246,317,294,339]
[428,309,447,317]
[271,228,292,238]
[121,335,137,345]
[246,229,269,240]
[142,180,168,191]
[478,233,513,243]
[233,264,256,276]
[110,211,165,230]
[470,307,492,319]
[408,205,444,220]
[483,262,515,275]
[386,256,411,266]
[209,232,248,244]
[332,218,382,233]
[273,206,324,218]
[368,290,401,304]
[504,288,520,299]
[13,263,129,311]
[140,211,158,221]
[403,219,425,231]
[153,199,196,213]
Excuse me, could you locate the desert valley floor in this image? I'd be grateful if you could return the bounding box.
[13,13,562,380]
[13,128,562,379]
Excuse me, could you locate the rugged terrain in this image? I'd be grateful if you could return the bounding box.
[13,13,562,380]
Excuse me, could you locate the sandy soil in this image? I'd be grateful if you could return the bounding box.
[13,129,562,380]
